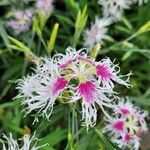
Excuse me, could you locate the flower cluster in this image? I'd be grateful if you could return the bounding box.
[16,47,131,128]
[103,99,148,150]
[0,133,46,150]
[6,9,33,35]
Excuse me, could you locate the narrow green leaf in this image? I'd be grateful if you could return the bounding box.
[122,51,132,61]
[75,10,81,29]
[33,17,42,38]
[122,15,133,30]
[0,21,11,52]
[33,17,48,51]
[8,36,35,57]
[0,101,14,109]
[130,96,150,107]
[37,128,66,147]
[48,23,59,53]
[137,21,150,34]
[94,128,115,150]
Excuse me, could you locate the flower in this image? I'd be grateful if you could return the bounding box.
[35,0,54,16]
[103,99,148,150]
[98,0,132,21]
[16,62,66,122]
[16,47,131,128]
[0,133,46,150]
[83,17,112,49]
[6,9,33,35]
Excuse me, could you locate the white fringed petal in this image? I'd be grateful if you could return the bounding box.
[1,133,46,150]
[96,58,132,91]
[16,47,132,129]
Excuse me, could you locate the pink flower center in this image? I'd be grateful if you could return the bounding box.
[120,108,130,115]
[113,121,124,131]
[51,77,68,96]
[124,134,132,142]
[96,64,112,80]
[77,81,96,103]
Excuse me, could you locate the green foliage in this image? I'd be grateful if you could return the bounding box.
[48,23,59,53]
[72,5,88,47]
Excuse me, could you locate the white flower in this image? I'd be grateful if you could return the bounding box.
[16,73,68,122]
[16,47,131,128]
[83,17,112,49]
[0,133,46,150]
[98,0,132,21]
[103,99,148,150]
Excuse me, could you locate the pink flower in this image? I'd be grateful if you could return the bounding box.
[6,9,33,35]
[17,47,131,128]
[54,47,131,128]
[103,99,148,150]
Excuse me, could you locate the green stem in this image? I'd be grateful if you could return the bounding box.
[0,101,14,109]
[28,32,35,49]
[72,31,80,48]
[65,110,75,150]
[108,32,139,50]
